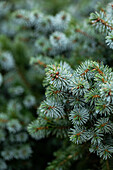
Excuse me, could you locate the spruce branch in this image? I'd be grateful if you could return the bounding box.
[29,60,113,161]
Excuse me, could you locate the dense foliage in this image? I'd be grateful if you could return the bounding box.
[0,0,113,170]
[28,1,113,170]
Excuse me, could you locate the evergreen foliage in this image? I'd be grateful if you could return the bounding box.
[0,0,113,169]
[90,2,113,49]
[28,1,113,169]
[0,44,36,169]
[28,60,113,163]
[0,1,40,169]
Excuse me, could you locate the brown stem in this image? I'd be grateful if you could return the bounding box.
[59,152,78,167]
[34,60,47,68]
[106,160,110,170]
[93,17,113,31]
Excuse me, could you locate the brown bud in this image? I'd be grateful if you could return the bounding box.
[108,91,111,96]
[73,39,76,43]
[80,85,84,89]
[47,48,52,51]
[62,15,66,20]
[50,74,54,77]
[55,75,59,79]
[16,14,23,18]
[54,36,61,40]
[56,71,59,75]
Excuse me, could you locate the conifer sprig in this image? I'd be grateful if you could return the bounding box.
[28,60,113,160]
